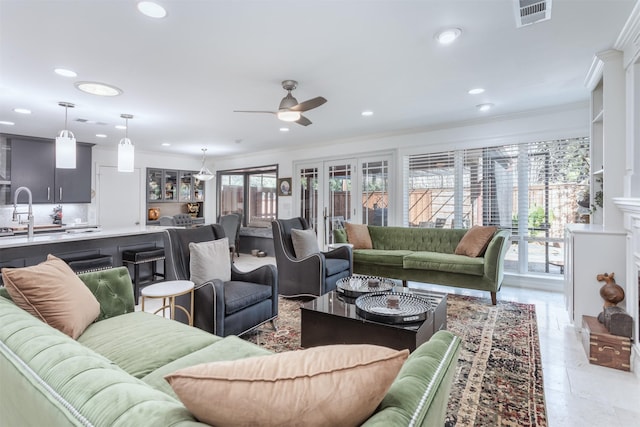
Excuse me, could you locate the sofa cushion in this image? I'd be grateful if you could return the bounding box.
[143,336,271,398]
[78,311,220,378]
[326,258,351,276]
[454,226,497,257]
[165,344,409,427]
[1,254,100,339]
[224,281,272,315]
[354,249,414,267]
[291,228,320,258]
[345,223,373,249]
[189,238,231,284]
[403,252,484,276]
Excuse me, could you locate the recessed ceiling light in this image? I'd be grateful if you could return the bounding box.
[54,68,77,77]
[361,110,374,117]
[96,134,107,138]
[0,121,15,126]
[279,127,290,132]
[115,124,127,130]
[468,88,485,95]
[137,1,167,18]
[161,142,171,146]
[75,81,122,97]
[435,28,462,45]
[13,108,31,114]
[477,103,494,112]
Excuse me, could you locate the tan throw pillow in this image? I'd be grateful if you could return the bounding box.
[455,225,498,257]
[1,254,100,339]
[291,228,320,258]
[166,344,409,427]
[345,223,373,249]
[189,238,231,285]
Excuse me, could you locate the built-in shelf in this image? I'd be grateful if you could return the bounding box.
[592,109,604,123]
[0,180,10,185]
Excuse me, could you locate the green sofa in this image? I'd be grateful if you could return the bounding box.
[335,226,511,304]
[0,267,461,426]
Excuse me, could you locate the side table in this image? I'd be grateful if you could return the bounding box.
[140,280,194,326]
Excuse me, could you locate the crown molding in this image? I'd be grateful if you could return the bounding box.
[614,1,640,68]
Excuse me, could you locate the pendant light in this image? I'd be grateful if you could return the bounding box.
[118,114,134,172]
[194,148,214,181]
[56,102,76,169]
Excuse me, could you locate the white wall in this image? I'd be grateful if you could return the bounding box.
[91,146,206,225]
[211,102,590,222]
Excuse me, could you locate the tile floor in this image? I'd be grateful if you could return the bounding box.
[138,254,640,427]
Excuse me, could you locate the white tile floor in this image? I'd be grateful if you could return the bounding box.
[139,254,640,427]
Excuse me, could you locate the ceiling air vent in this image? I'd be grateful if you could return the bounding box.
[514,0,552,28]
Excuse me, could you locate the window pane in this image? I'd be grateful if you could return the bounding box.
[299,167,319,231]
[219,174,244,217]
[407,136,589,278]
[248,173,276,225]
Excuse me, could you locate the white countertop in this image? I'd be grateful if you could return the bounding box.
[0,226,171,249]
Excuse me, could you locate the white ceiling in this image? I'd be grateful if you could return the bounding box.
[0,0,636,159]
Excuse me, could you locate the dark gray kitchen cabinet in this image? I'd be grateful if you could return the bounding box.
[8,135,92,204]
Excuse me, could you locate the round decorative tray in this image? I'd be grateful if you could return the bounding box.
[336,275,396,299]
[355,292,433,324]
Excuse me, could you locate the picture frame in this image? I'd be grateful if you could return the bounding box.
[277,177,292,196]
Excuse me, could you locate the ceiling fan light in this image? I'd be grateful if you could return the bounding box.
[277,110,301,122]
[56,130,76,169]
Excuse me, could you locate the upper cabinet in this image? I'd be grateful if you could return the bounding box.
[8,135,93,204]
[147,168,204,203]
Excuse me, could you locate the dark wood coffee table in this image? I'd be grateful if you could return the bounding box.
[301,288,447,352]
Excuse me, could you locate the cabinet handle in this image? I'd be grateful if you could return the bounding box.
[598,345,620,355]
[59,187,62,201]
[47,187,51,201]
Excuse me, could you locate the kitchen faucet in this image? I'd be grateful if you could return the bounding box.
[13,186,34,239]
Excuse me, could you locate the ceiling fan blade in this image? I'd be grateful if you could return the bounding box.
[290,96,327,112]
[295,115,312,126]
[233,110,276,114]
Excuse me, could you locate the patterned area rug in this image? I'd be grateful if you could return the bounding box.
[243,294,547,427]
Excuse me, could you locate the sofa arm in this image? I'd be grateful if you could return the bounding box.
[323,245,352,262]
[363,330,461,426]
[231,264,278,289]
[78,267,135,321]
[483,230,512,290]
[190,279,227,336]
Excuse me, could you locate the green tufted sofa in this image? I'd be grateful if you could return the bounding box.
[0,267,461,426]
[335,226,511,304]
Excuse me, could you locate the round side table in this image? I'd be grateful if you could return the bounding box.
[140,280,194,326]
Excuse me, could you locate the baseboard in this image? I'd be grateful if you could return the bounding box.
[503,272,562,292]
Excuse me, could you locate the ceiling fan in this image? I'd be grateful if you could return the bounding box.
[234,80,327,126]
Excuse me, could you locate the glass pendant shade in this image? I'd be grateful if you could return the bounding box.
[194,148,214,181]
[117,114,134,173]
[55,102,76,169]
[55,130,76,168]
[118,137,134,172]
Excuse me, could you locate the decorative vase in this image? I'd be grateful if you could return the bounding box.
[148,208,160,221]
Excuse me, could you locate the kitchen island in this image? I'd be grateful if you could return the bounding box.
[0,226,172,278]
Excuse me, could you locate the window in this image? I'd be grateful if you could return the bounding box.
[217,165,278,226]
[406,137,590,276]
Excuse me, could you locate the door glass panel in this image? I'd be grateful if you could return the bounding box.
[164,170,178,201]
[179,171,193,202]
[299,167,319,231]
[147,169,163,201]
[326,162,353,244]
[362,160,389,226]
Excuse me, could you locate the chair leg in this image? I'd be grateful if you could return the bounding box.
[270,319,278,331]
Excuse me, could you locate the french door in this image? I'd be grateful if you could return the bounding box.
[295,155,391,249]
